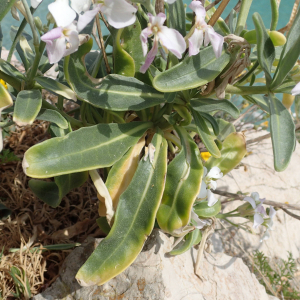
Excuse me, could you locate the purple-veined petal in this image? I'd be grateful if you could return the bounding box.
[41,27,63,42]
[198,181,207,199]
[149,13,166,28]
[256,204,267,216]
[140,37,159,73]
[253,212,264,229]
[191,210,208,229]
[44,36,66,64]
[291,82,300,95]
[100,0,137,29]
[31,0,42,9]
[48,0,76,28]
[206,26,224,58]
[251,192,260,201]
[77,4,101,32]
[189,1,206,19]
[188,28,203,56]
[64,30,80,56]
[158,26,186,59]
[244,196,256,209]
[71,0,92,14]
[207,166,223,179]
[140,26,153,56]
[207,190,218,207]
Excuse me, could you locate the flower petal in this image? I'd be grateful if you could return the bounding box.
[140,27,153,57]
[48,0,76,28]
[269,206,276,219]
[140,37,159,73]
[191,210,207,229]
[253,212,264,229]
[207,166,223,179]
[71,0,92,14]
[77,5,101,32]
[31,0,42,9]
[64,30,80,56]
[100,0,137,29]
[41,27,63,42]
[189,1,206,19]
[149,13,166,28]
[206,26,224,58]
[210,180,217,190]
[158,26,186,58]
[256,204,267,217]
[44,36,66,64]
[244,196,256,209]
[198,181,208,199]
[251,192,260,201]
[188,28,203,56]
[207,190,218,207]
[291,82,300,96]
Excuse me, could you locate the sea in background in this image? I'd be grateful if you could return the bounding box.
[0,0,296,51]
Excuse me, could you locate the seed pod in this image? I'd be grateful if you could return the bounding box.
[205,132,247,175]
[282,93,295,109]
[244,29,286,46]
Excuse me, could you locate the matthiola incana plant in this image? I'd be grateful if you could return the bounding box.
[1,0,300,287]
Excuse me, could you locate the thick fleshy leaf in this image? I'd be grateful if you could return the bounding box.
[205,132,247,175]
[200,112,219,136]
[216,119,236,141]
[35,76,77,101]
[252,13,275,86]
[13,90,42,126]
[23,122,152,178]
[0,0,18,22]
[16,36,35,71]
[193,200,221,218]
[271,9,300,89]
[0,58,24,90]
[157,126,203,235]
[76,133,168,286]
[36,109,68,129]
[169,0,186,36]
[153,45,230,92]
[243,95,270,113]
[190,98,240,119]
[64,39,165,111]
[191,109,221,158]
[268,93,295,171]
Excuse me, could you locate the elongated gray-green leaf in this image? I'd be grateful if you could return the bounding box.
[23,122,152,178]
[169,0,186,36]
[153,46,230,92]
[252,13,275,86]
[0,0,18,22]
[36,109,68,129]
[64,39,164,111]
[243,95,270,113]
[271,9,300,89]
[76,133,168,286]
[13,90,42,126]
[190,98,240,119]
[268,93,295,171]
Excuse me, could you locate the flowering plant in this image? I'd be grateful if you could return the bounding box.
[0,0,299,286]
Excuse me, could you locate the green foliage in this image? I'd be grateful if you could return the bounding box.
[253,251,300,299]
[0,149,20,164]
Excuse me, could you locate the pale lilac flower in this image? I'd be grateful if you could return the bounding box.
[197,166,223,207]
[188,1,224,58]
[291,82,300,96]
[244,192,267,229]
[140,13,186,73]
[260,206,276,242]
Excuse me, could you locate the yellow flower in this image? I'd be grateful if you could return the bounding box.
[201,151,211,161]
[261,121,269,127]
[0,79,7,89]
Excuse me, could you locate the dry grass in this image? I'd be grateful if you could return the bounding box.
[0,121,102,299]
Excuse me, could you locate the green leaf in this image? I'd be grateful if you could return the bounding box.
[0,202,12,220]
[191,109,221,158]
[193,200,221,218]
[169,0,186,36]
[268,93,295,171]
[0,58,24,90]
[35,76,77,101]
[216,119,236,141]
[190,98,240,119]
[29,172,88,207]
[76,132,168,286]
[0,0,18,22]
[252,12,275,85]
[13,90,42,126]
[16,36,35,71]
[271,9,300,89]
[153,46,231,92]
[64,39,164,111]
[23,122,152,178]
[200,112,220,136]
[36,109,68,129]
[243,95,270,113]
[235,0,253,35]
[157,126,203,234]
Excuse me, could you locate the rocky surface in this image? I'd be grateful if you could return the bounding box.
[33,229,274,300]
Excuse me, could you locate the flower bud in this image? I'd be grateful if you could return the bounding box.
[269,31,286,46]
[34,17,43,32]
[282,93,295,109]
[237,202,255,217]
[46,12,55,24]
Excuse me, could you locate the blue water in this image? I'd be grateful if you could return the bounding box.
[0,0,296,52]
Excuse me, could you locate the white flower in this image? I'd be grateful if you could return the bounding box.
[31,0,43,8]
[190,210,208,229]
[197,166,223,207]
[244,192,267,229]
[188,1,224,58]
[291,82,300,96]
[260,206,276,242]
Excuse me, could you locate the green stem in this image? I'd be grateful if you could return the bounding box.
[164,132,182,149]
[225,84,268,95]
[144,0,156,15]
[137,4,149,22]
[42,99,83,129]
[270,0,279,31]
[234,0,253,35]
[236,61,259,85]
[0,120,14,128]
[57,95,64,110]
